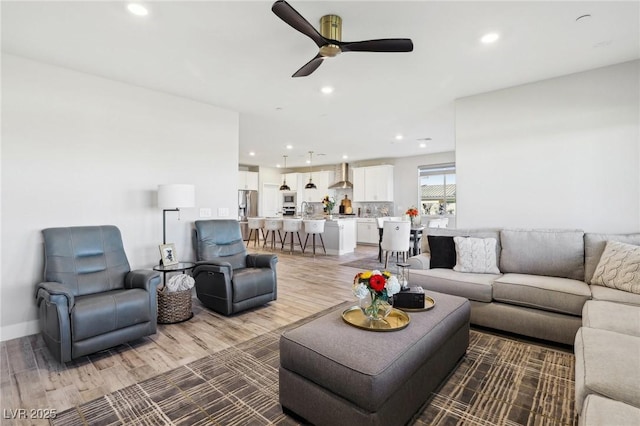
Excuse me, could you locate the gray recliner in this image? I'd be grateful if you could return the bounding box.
[35,225,160,363]
[193,220,277,315]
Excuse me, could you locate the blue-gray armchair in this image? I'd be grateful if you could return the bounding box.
[193,220,277,315]
[35,225,160,363]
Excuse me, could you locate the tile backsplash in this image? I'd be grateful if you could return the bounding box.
[353,202,394,217]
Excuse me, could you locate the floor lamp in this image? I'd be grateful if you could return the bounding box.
[158,184,195,261]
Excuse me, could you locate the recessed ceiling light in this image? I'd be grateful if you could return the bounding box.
[276,164,281,168]
[480,32,499,44]
[419,143,427,148]
[306,160,311,164]
[395,134,404,140]
[320,86,334,95]
[127,3,149,16]
[286,144,293,149]
[342,154,348,159]
[249,151,255,156]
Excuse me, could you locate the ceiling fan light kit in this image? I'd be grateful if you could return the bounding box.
[271,0,413,77]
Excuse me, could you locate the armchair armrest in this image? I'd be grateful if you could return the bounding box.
[35,281,74,362]
[194,260,233,277]
[125,269,161,291]
[35,281,75,310]
[246,253,278,269]
[408,254,431,270]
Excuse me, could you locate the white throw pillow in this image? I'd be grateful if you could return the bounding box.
[591,240,640,294]
[453,237,501,274]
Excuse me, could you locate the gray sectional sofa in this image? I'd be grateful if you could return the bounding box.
[407,228,640,424]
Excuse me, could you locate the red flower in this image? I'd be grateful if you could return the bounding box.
[369,275,386,292]
[406,207,419,217]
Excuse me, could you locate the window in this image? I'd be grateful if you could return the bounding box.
[418,163,456,216]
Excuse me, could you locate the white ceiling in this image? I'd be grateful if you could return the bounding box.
[2,1,639,168]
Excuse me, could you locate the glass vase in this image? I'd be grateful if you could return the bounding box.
[360,291,392,321]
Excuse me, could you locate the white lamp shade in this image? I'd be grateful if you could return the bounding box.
[158,184,195,209]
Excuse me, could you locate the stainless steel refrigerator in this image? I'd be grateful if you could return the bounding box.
[238,190,258,240]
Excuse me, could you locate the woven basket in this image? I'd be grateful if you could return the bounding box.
[157,286,193,324]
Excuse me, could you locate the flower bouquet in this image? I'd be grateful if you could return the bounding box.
[353,270,401,320]
[406,207,419,225]
[322,195,335,213]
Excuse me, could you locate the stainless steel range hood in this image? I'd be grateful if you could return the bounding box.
[329,163,353,189]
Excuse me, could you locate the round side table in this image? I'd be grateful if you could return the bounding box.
[153,261,196,280]
[153,262,196,324]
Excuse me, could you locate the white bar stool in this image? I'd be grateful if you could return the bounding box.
[281,218,304,254]
[246,217,265,248]
[302,219,326,257]
[263,218,283,251]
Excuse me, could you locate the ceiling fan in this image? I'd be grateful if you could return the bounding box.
[271,0,414,77]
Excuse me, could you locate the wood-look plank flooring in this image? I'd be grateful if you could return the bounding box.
[0,243,379,425]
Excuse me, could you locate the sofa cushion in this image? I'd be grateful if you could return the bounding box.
[453,237,500,274]
[574,327,640,412]
[500,229,584,280]
[590,241,640,294]
[71,288,151,341]
[410,268,496,302]
[493,273,590,316]
[590,285,640,306]
[582,300,640,337]
[424,228,501,264]
[579,394,640,426]
[584,232,640,283]
[427,235,456,269]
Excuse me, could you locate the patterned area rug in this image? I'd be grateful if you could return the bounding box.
[53,305,577,426]
[340,256,390,272]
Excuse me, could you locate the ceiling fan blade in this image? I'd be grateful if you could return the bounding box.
[292,54,324,78]
[272,0,328,48]
[339,38,414,53]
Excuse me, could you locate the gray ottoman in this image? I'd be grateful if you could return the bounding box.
[279,291,470,425]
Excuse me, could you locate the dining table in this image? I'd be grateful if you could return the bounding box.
[378,225,425,262]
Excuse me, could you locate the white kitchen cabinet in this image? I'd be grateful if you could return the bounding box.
[356,218,379,245]
[238,171,259,191]
[352,165,394,202]
[301,170,334,202]
[353,168,366,202]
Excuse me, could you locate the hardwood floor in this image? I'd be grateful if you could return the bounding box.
[0,243,379,424]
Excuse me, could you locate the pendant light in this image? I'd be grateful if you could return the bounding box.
[279,155,291,191]
[305,151,317,189]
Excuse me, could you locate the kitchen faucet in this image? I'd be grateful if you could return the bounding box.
[301,201,309,218]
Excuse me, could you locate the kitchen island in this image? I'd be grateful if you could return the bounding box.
[278,217,357,256]
[322,217,357,255]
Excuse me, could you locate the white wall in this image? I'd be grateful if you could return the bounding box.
[455,60,639,233]
[1,54,240,340]
[393,152,456,218]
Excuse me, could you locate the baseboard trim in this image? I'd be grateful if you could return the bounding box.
[1,320,39,342]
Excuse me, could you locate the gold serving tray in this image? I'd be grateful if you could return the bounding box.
[342,306,410,332]
[396,296,436,312]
